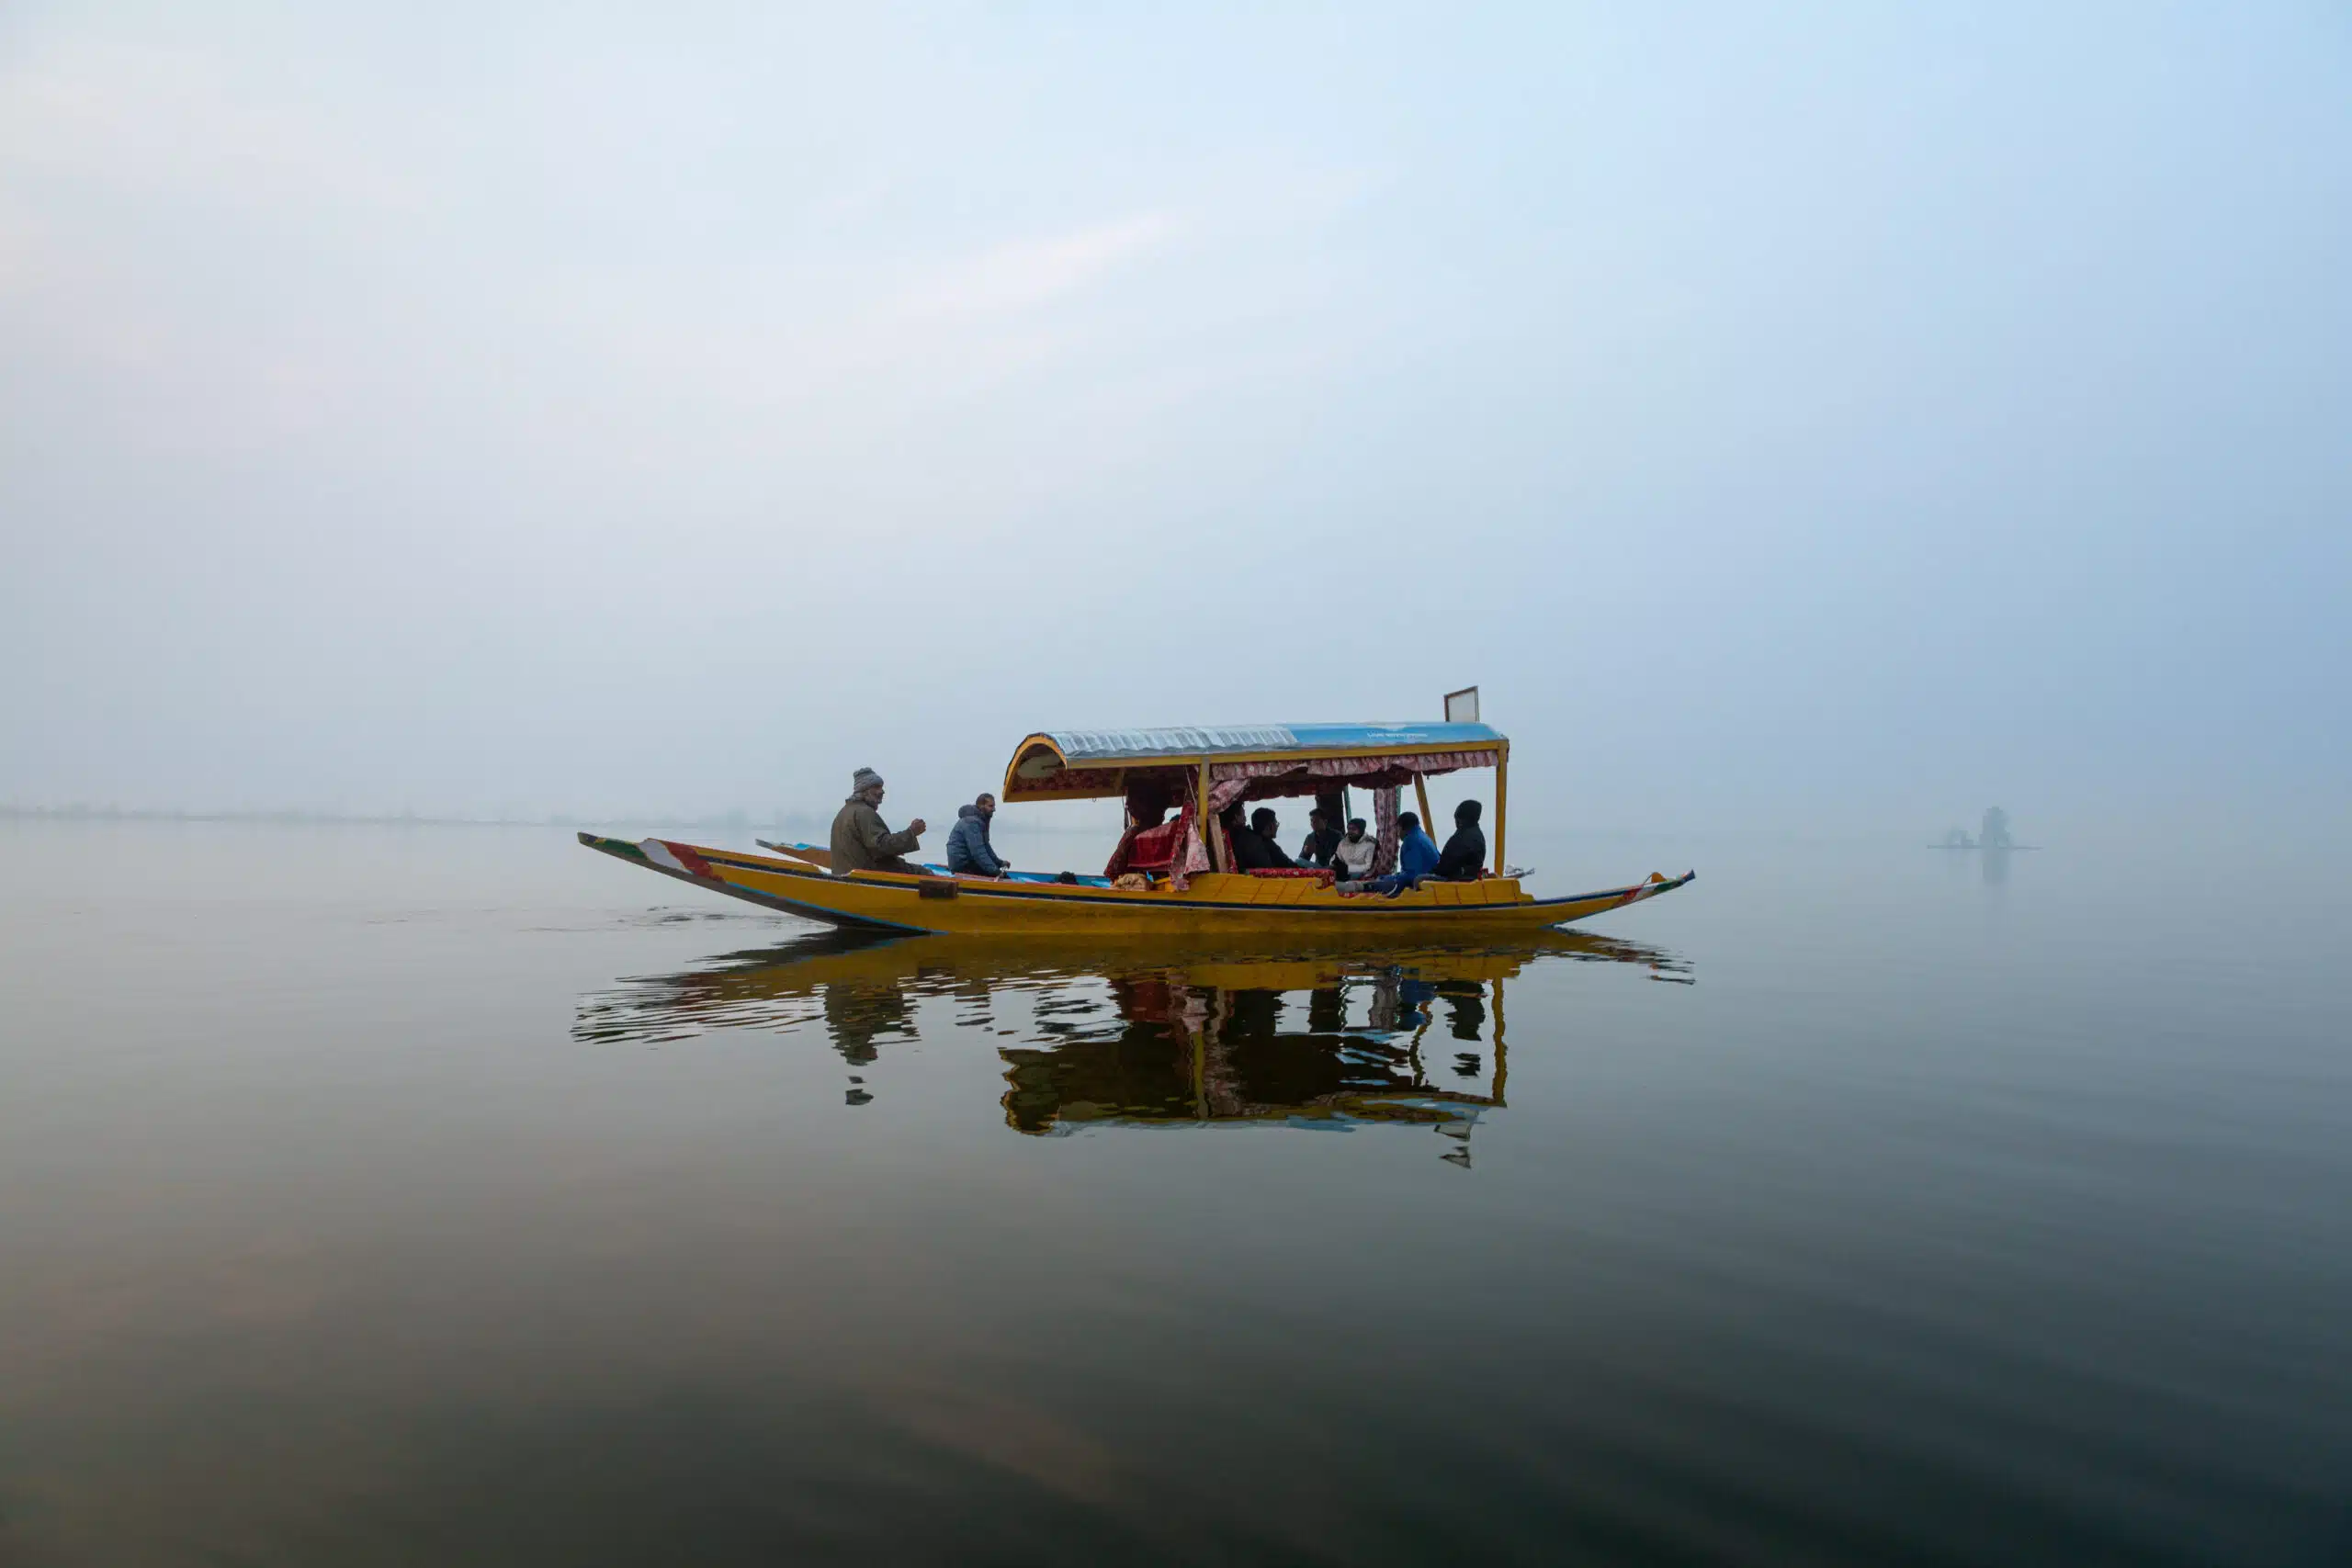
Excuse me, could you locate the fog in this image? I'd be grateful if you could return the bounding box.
[5,2,2346,836]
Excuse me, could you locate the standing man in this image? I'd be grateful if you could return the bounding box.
[830,767,928,875]
[946,793,1012,877]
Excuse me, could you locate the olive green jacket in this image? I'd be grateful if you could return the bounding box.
[830,796,922,874]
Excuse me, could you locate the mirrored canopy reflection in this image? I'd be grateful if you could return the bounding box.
[578,931,1690,1161]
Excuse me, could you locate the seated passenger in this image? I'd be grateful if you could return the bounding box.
[945,792,1011,877]
[1227,807,1298,871]
[1215,805,1251,865]
[1401,811,1441,879]
[1295,808,1342,868]
[1435,799,1487,881]
[1344,810,1439,896]
[830,766,929,875]
[1331,817,1377,881]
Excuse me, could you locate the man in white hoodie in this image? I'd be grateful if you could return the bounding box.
[1331,816,1378,882]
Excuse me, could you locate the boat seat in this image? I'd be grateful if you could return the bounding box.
[1245,867,1336,886]
[1115,818,1186,875]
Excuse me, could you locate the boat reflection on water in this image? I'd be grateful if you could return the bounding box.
[577,931,1690,1162]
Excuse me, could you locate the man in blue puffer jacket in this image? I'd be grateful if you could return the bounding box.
[1342,810,1441,897]
[945,794,1011,877]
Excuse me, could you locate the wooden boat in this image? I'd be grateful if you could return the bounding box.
[579,720,1692,934]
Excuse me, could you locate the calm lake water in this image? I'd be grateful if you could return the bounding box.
[2,819,2346,1566]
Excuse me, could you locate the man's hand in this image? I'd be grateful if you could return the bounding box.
[909,818,927,835]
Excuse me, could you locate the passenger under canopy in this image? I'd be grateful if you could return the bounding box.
[1001,722,1511,886]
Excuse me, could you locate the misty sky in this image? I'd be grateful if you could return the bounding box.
[4,2,2346,830]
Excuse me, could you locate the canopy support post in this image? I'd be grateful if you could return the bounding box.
[1414,775,1434,838]
[1496,742,1509,876]
[1198,759,1223,873]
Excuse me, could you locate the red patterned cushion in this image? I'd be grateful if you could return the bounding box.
[1124,819,1185,872]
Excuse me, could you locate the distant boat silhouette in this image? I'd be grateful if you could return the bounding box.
[1929,807,2039,850]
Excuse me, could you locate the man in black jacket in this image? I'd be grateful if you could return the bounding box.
[1295,808,1342,868]
[1227,806,1298,871]
[1434,799,1487,881]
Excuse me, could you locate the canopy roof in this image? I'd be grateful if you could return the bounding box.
[1035,722,1502,765]
[1003,722,1507,802]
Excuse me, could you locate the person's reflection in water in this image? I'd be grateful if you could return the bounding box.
[1222,987,1283,1041]
[822,981,916,1104]
[1001,976,1201,1133]
[1397,977,1436,1031]
[1220,991,1373,1113]
[952,975,995,1032]
[1438,980,1486,1041]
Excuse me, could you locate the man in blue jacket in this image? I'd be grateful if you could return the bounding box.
[945,793,1011,877]
[1345,810,1441,896]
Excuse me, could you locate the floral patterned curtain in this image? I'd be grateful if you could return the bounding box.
[1170,800,1210,887]
[1371,784,1400,875]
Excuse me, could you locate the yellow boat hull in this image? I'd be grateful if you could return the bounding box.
[580,833,1692,935]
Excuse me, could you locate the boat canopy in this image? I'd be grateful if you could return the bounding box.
[1003,722,1507,803]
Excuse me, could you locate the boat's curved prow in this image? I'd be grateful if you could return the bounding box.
[578,833,917,930]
